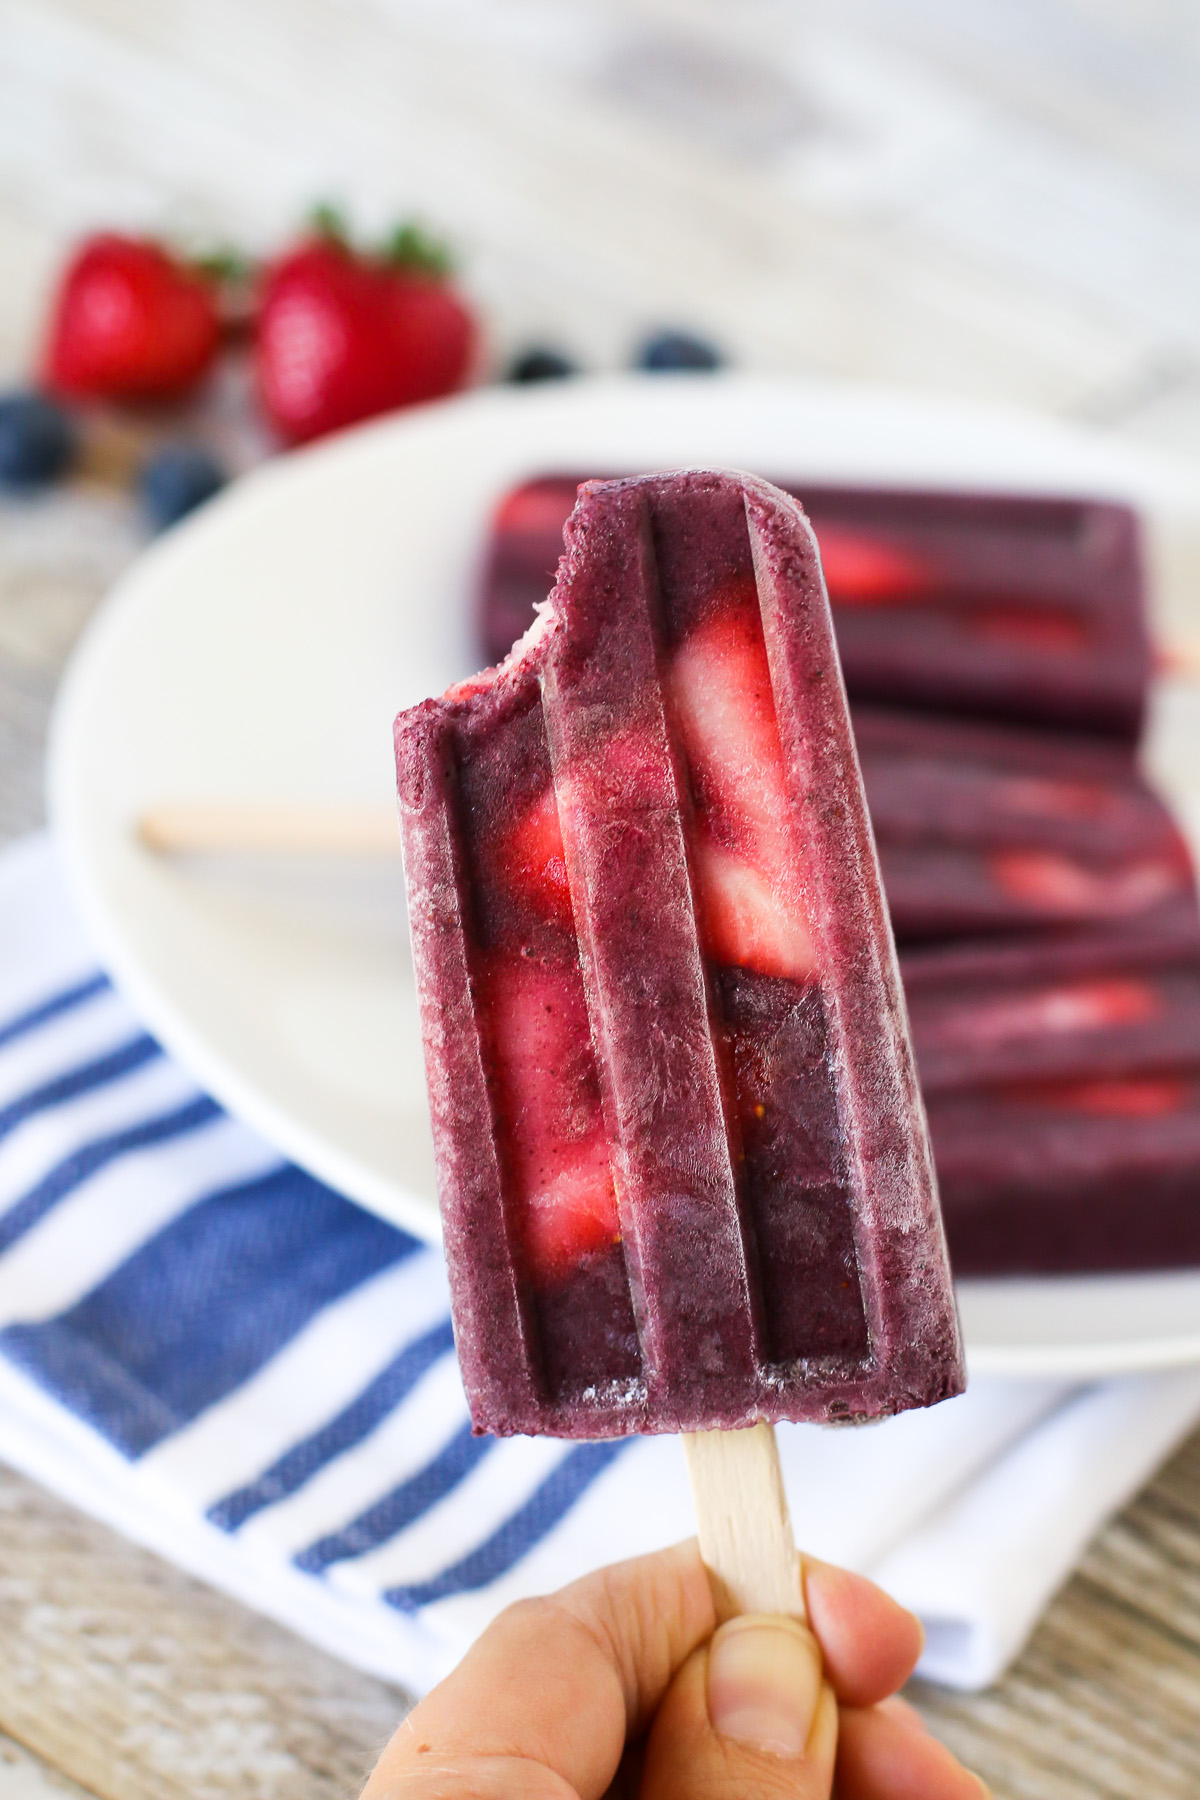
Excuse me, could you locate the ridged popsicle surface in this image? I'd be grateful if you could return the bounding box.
[396,471,963,1436]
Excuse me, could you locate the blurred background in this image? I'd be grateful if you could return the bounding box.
[2,0,1199,438]
[5,0,1200,849]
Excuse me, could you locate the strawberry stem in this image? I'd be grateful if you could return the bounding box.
[308,202,351,246]
[381,221,454,278]
[191,246,254,284]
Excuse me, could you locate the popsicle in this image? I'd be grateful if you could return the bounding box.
[901,921,1200,1274]
[396,470,963,1438]
[479,475,1149,737]
[806,482,1147,738]
[854,706,1196,942]
[903,913,1200,1097]
[927,1078,1200,1275]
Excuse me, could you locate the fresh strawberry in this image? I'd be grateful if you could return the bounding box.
[254,218,475,444]
[43,234,220,401]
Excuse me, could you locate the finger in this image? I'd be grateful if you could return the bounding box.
[836,1699,990,1800]
[361,1540,714,1800]
[803,1560,925,1706]
[874,1694,928,1732]
[640,1614,839,1800]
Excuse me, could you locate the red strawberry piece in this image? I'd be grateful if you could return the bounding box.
[254,234,475,445]
[990,848,1185,918]
[814,525,927,604]
[498,785,574,927]
[43,234,220,401]
[970,605,1088,651]
[991,774,1119,825]
[480,953,620,1280]
[1013,1074,1188,1119]
[935,977,1160,1049]
[688,838,813,981]
[669,612,813,981]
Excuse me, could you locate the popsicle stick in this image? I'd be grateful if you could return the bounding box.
[137,802,401,856]
[682,1422,807,1623]
[1157,640,1200,682]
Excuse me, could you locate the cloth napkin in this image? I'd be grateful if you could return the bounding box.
[2,833,1199,1696]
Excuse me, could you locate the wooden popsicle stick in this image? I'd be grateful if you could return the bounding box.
[682,1422,807,1623]
[1156,639,1200,681]
[137,802,401,856]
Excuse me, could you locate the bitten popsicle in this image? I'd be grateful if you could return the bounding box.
[395,470,963,1439]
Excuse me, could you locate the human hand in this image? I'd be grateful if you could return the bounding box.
[360,1539,988,1798]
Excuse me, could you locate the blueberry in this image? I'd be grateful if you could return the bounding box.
[0,391,76,488]
[506,346,579,383]
[139,445,227,530]
[635,330,723,372]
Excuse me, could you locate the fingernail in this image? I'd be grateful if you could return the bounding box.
[707,1615,822,1757]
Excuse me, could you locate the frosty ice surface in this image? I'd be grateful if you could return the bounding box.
[397,471,962,1436]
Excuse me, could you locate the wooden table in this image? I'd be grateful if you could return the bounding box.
[1,3,1199,1793]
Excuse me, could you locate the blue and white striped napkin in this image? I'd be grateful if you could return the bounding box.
[3,832,1199,1695]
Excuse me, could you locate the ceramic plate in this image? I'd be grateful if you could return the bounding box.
[48,374,1200,1377]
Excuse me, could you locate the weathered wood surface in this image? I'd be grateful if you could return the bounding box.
[1,0,1200,452]
[0,1730,90,1800]
[0,1462,404,1800]
[1,2,1200,1795]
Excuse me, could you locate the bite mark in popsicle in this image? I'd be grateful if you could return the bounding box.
[396,470,963,1435]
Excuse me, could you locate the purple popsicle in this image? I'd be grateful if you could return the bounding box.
[901,921,1200,1275]
[903,914,1200,1097]
[855,706,1195,943]
[395,470,963,1437]
[479,476,1149,738]
[927,1078,1200,1276]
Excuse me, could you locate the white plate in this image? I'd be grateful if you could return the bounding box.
[48,374,1200,1379]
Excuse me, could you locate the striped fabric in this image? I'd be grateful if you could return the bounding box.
[3,834,1200,1694]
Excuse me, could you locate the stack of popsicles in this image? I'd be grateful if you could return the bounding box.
[476,474,1200,1279]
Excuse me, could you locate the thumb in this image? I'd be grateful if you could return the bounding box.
[639,1614,838,1800]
